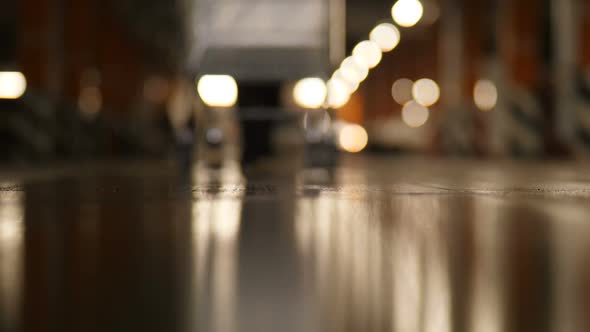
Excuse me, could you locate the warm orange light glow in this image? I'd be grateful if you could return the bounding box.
[339,124,369,153]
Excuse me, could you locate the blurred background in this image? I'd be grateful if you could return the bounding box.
[6,2,590,331]
[1,0,589,164]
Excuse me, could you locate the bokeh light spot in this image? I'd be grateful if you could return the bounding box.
[339,124,369,153]
[370,23,401,52]
[293,78,328,109]
[392,78,414,105]
[197,75,238,108]
[474,79,498,111]
[402,101,430,128]
[412,78,440,107]
[392,0,424,28]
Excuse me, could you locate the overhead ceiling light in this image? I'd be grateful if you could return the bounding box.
[352,40,383,69]
[370,23,401,52]
[392,0,424,28]
[340,56,369,84]
[0,72,27,99]
[326,78,352,109]
[293,77,328,109]
[197,75,238,108]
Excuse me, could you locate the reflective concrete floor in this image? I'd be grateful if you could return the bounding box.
[2,157,590,332]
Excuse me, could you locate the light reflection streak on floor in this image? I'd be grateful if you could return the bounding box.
[295,176,452,332]
[3,159,590,331]
[192,165,243,332]
[470,197,504,332]
[0,183,24,331]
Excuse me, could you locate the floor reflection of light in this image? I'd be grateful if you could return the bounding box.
[193,200,212,282]
[192,178,243,332]
[349,200,370,327]
[212,199,241,332]
[547,204,588,332]
[0,188,25,330]
[393,196,449,332]
[296,173,386,330]
[471,198,504,332]
[212,200,242,242]
[423,226,450,332]
[294,199,313,258]
[392,227,422,332]
[313,195,334,312]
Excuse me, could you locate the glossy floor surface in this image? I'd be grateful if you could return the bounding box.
[2,157,590,332]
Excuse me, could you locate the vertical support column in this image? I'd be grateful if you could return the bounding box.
[328,0,346,68]
[552,0,577,151]
[497,0,545,157]
[438,0,472,155]
[0,189,25,332]
[18,0,63,96]
[567,0,590,156]
[96,5,144,115]
[463,0,488,155]
[62,0,100,103]
[489,0,508,155]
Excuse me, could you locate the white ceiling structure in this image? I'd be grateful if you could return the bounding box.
[191,0,344,80]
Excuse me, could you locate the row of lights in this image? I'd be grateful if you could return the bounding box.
[193,74,370,154]
[327,0,425,151]
[193,0,496,153]
[392,77,498,128]
[294,0,424,108]
[291,1,418,153]
[324,22,402,110]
